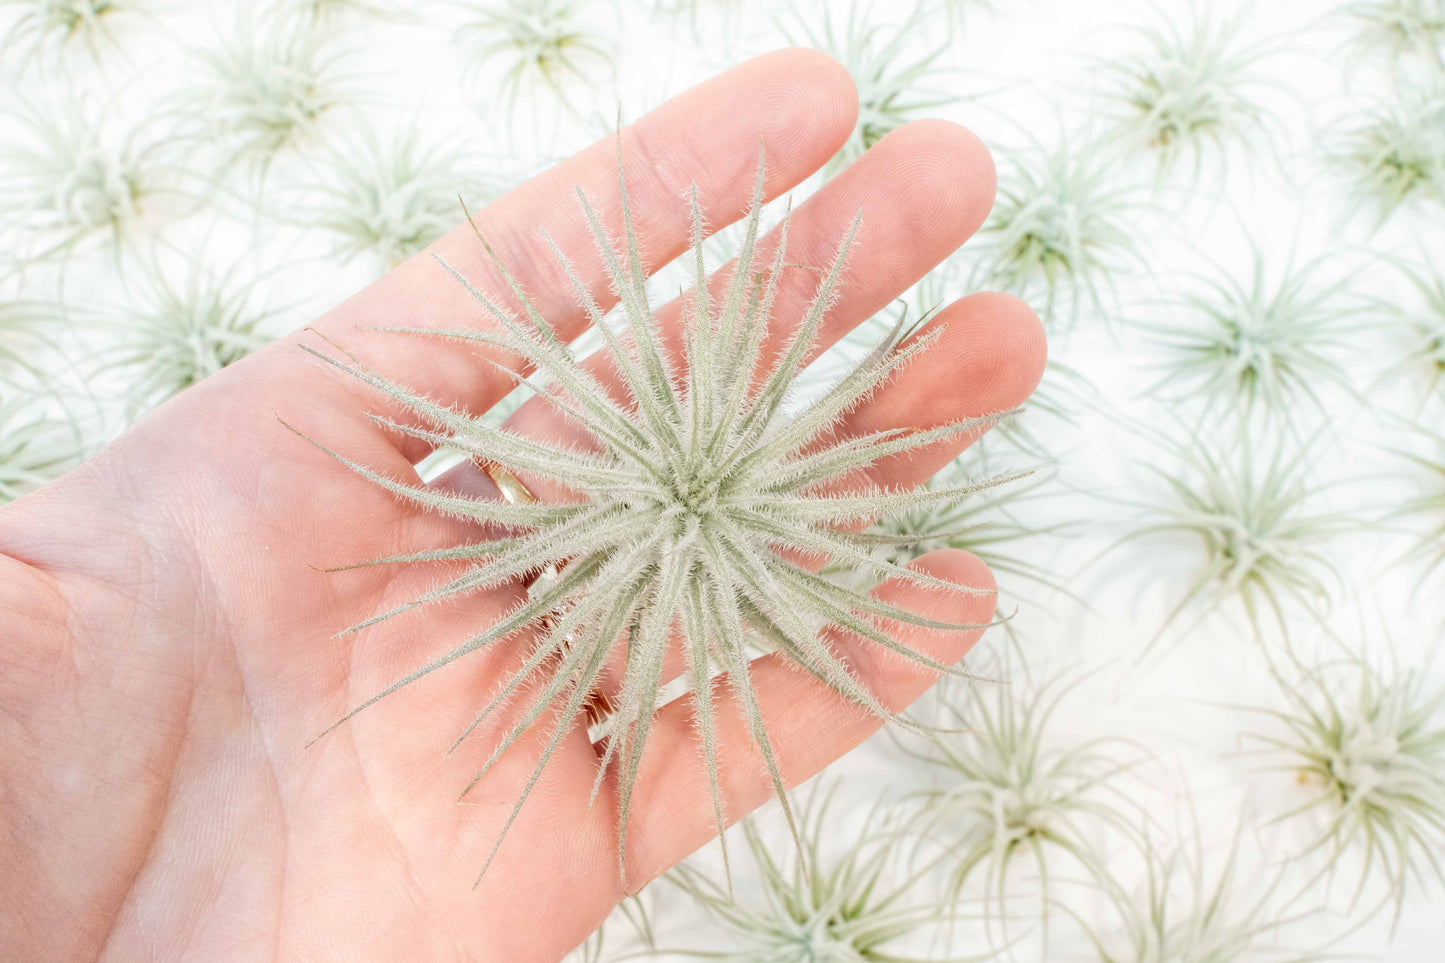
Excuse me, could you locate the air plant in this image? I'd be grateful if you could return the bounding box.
[1246,645,1445,927]
[969,133,1140,328]
[106,248,277,413]
[1143,249,1357,423]
[1104,7,1281,182]
[788,3,955,176]
[1345,0,1445,71]
[1117,424,1355,648]
[195,19,350,178]
[296,149,1021,887]
[1074,808,1317,963]
[301,126,489,270]
[903,671,1144,938]
[0,396,81,502]
[1385,257,1445,395]
[665,785,993,962]
[0,91,182,263]
[453,0,613,110]
[1333,80,1445,226]
[0,0,131,64]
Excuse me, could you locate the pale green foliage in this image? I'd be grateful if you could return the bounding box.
[109,252,274,411]
[790,3,954,176]
[1080,815,1314,963]
[1346,0,1445,69]
[1387,258,1445,394]
[667,787,987,962]
[0,298,61,378]
[287,0,401,22]
[0,0,126,62]
[454,0,612,107]
[970,135,1139,327]
[1125,430,1350,641]
[1335,81,1445,225]
[1147,250,1356,420]
[302,151,1018,886]
[198,22,348,170]
[0,93,177,261]
[1249,648,1445,925]
[0,396,80,502]
[904,671,1142,931]
[1107,7,1278,180]
[306,127,485,269]
[1394,432,1445,582]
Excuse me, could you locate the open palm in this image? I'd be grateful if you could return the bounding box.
[0,50,1044,963]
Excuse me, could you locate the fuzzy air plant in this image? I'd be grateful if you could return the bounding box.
[902,670,1143,936]
[1346,0,1445,70]
[1121,428,1350,644]
[454,0,613,110]
[107,249,276,413]
[790,3,954,177]
[299,151,1019,885]
[970,134,1140,328]
[0,91,180,263]
[1105,6,1281,182]
[1248,647,1445,926]
[665,786,983,962]
[303,126,488,270]
[1334,81,1445,226]
[1145,249,1356,423]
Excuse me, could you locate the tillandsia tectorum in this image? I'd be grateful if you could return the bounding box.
[1143,247,1357,424]
[664,783,995,962]
[297,146,1021,887]
[1104,5,1281,183]
[1246,644,1445,929]
[788,2,955,178]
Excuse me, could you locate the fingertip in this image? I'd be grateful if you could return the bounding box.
[912,290,1049,418]
[868,119,997,250]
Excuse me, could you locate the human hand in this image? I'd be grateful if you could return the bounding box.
[0,49,1045,962]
